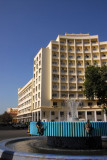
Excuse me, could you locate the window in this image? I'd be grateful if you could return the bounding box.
[78,94,83,97]
[38,84,40,90]
[52,93,57,97]
[60,112,64,117]
[78,112,83,115]
[79,102,84,106]
[88,102,93,106]
[87,112,92,115]
[38,92,40,98]
[39,54,41,58]
[69,112,71,116]
[78,86,82,89]
[61,101,65,106]
[97,102,101,106]
[51,111,55,115]
[69,94,74,97]
[53,102,57,106]
[97,111,101,115]
[39,61,41,66]
[43,111,45,117]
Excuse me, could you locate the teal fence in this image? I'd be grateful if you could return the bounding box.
[30,121,107,137]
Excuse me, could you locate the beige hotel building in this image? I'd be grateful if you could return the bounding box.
[17,33,107,122]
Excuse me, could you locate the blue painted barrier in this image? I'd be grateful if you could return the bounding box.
[30,121,107,137]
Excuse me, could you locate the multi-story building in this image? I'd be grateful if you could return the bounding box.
[17,79,33,122]
[17,33,107,122]
[7,107,18,122]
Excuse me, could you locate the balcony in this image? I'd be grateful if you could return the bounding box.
[94,62,98,66]
[60,55,66,59]
[84,49,90,53]
[52,62,58,66]
[52,94,59,98]
[101,54,107,59]
[102,62,107,65]
[77,64,83,68]
[84,42,90,46]
[77,70,84,75]
[69,77,75,82]
[76,42,82,46]
[77,55,82,59]
[100,48,107,52]
[76,49,82,53]
[61,70,67,74]
[69,86,76,90]
[78,78,84,83]
[93,55,99,60]
[61,94,68,98]
[61,62,67,67]
[60,47,66,52]
[60,41,66,45]
[69,94,75,98]
[53,70,59,74]
[85,63,90,67]
[68,55,74,59]
[53,86,59,90]
[68,41,74,46]
[92,48,98,52]
[85,55,91,60]
[92,41,98,46]
[52,54,59,59]
[61,86,67,90]
[53,78,59,82]
[52,47,59,51]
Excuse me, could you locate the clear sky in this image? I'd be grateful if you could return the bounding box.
[0,0,107,114]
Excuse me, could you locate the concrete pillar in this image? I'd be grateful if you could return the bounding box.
[58,111,60,121]
[32,112,33,122]
[85,111,87,121]
[34,112,36,121]
[50,111,51,122]
[94,111,97,121]
[40,110,42,121]
[104,113,106,121]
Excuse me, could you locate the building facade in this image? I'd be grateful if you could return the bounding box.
[17,79,33,122]
[7,107,18,122]
[17,33,107,122]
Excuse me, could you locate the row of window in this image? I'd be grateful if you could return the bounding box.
[52,101,101,107]
[19,92,32,103]
[18,106,31,114]
[78,111,102,116]
[18,86,32,99]
[34,53,41,64]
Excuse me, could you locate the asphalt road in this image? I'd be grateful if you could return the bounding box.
[0,126,28,141]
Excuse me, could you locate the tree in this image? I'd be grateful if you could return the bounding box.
[0,112,12,123]
[83,65,107,109]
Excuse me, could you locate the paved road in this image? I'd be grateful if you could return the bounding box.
[0,127,28,141]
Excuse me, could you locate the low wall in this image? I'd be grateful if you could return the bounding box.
[30,121,107,137]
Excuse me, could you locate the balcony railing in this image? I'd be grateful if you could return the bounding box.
[61,55,66,58]
[52,47,58,51]
[53,70,58,73]
[61,77,66,80]
[61,70,67,73]
[69,56,73,59]
[52,62,58,65]
[53,78,59,81]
